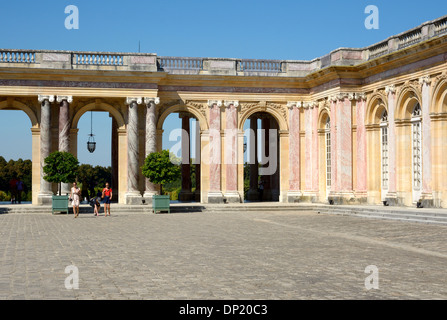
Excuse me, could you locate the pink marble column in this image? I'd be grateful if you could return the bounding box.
[38,95,54,203]
[356,94,367,197]
[419,76,433,205]
[125,97,142,204]
[329,96,338,194]
[224,101,240,202]
[385,85,397,203]
[304,103,312,192]
[143,97,159,199]
[311,103,319,193]
[287,102,301,193]
[338,94,353,193]
[57,95,72,195]
[208,100,223,203]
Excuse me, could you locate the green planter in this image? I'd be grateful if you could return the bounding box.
[152,195,171,214]
[52,195,69,215]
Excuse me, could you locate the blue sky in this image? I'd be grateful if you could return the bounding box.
[1,0,446,166]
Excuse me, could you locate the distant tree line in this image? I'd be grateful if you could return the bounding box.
[0,156,112,202]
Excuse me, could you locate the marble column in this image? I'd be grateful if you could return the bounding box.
[143,97,159,203]
[207,100,224,203]
[311,103,319,195]
[125,97,142,204]
[328,96,338,202]
[385,85,398,205]
[224,100,241,203]
[38,95,54,204]
[337,94,354,200]
[178,112,193,201]
[355,93,368,202]
[287,102,302,202]
[419,76,434,207]
[57,96,72,195]
[247,116,259,201]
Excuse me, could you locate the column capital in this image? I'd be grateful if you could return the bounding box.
[144,97,160,105]
[286,101,301,109]
[419,76,432,86]
[336,92,353,101]
[126,97,143,105]
[355,92,367,101]
[223,100,239,108]
[38,95,55,103]
[207,100,222,108]
[328,95,338,103]
[56,95,73,103]
[385,85,396,95]
[303,101,319,109]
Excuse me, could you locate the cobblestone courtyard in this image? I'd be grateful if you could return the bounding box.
[1,209,446,300]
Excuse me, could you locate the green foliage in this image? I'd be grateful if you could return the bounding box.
[0,156,32,200]
[43,151,79,195]
[141,150,181,193]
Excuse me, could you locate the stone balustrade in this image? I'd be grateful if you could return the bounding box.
[0,14,446,76]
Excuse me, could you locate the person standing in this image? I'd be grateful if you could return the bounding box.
[102,182,112,216]
[71,182,81,218]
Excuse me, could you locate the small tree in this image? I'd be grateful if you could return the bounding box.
[141,150,181,196]
[43,151,79,196]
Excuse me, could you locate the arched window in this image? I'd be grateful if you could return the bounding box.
[325,117,331,196]
[411,103,422,201]
[380,110,389,197]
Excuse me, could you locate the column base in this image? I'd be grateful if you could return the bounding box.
[354,191,368,204]
[37,192,53,205]
[224,191,241,203]
[286,191,302,203]
[207,192,224,204]
[125,192,143,205]
[418,193,434,208]
[142,191,159,205]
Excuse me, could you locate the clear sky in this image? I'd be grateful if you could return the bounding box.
[1,0,446,166]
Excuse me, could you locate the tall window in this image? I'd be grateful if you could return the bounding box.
[325,118,331,193]
[411,103,422,196]
[380,110,389,192]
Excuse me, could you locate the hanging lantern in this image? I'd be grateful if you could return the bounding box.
[87,111,96,153]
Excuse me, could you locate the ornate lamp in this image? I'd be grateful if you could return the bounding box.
[87,111,96,153]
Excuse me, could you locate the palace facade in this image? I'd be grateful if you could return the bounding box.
[1,15,447,208]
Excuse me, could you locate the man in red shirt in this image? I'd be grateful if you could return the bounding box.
[102,182,112,216]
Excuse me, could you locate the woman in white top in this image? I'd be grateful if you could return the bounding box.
[70,182,81,218]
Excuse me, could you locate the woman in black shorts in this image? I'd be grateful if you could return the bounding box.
[102,182,112,216]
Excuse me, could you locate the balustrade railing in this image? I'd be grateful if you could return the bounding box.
[158,57,203,70]
[368,41,388,60]
[434,18,447,36]
[398,29,422,49]
[73,53,124,66]
[0,50,36,63]
[238,59,282,72]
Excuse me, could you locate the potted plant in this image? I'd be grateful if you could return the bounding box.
[141,150,181,213]
[43,151,79,214]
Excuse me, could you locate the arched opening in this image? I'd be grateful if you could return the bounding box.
[0,107,34,204]
[72,102,125,204]
[243,112,280,202]
[161,111,201,203]
[76,111,113,203]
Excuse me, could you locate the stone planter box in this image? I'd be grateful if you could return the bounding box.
[52,195,69,215]
[152,195,171,214]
